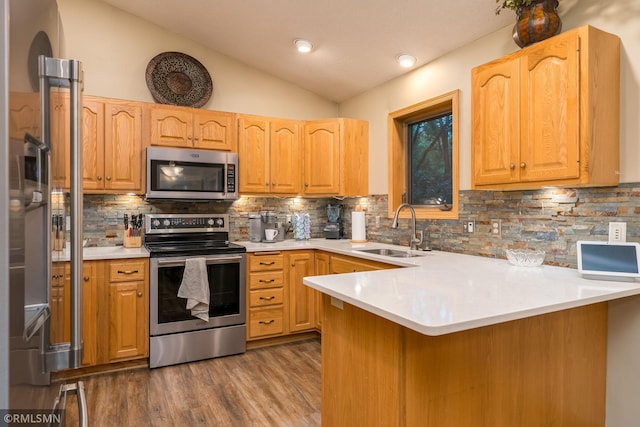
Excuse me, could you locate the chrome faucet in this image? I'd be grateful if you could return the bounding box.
[391,203,423,250]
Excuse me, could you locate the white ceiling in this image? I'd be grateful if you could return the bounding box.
[97,0,546,103]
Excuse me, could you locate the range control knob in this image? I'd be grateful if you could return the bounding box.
[163,219,170,227]
[207,218,215,226]
[216,218,224,226]
[152,219,160,227]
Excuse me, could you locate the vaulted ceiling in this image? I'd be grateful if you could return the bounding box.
[99,0,575,102]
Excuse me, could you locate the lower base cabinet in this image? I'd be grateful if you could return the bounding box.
[246,250,396,342]
[50,258,149,370]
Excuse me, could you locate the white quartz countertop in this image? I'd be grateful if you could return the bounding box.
[53,245,150,261]
[240,239,640,336]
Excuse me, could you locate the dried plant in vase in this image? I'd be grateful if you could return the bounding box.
[495,0,562,47]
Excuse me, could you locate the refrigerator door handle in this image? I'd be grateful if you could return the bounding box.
[51,381,87,427]
[39,55,84,370]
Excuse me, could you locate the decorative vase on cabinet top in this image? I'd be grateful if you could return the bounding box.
[513,0,562,48]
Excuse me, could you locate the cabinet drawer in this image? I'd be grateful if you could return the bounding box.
[109,260,146,282]
[249,253,284,271]
[249,271,284,289]
[248,307,284,338]
[249,288,284,307]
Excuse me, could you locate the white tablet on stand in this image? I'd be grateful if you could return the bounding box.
[577,241,640,282]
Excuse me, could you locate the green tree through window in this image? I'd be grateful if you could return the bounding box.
[408,112,453,206]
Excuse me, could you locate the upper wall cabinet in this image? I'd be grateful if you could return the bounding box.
[238,115,301,195]
[146,104,237,151]
[38,94,143,194]
[82,96,144,193]
[303,118,368,196]
[472,25,620,190]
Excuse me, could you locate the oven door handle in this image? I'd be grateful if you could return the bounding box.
[156,256,244,266]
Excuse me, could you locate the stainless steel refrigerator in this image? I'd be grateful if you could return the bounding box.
[1,0,87,424]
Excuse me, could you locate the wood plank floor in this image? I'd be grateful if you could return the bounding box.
[64,338,321,426]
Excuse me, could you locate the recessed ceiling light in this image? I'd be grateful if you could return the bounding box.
[294,39,313,53]
[396,54,417,68]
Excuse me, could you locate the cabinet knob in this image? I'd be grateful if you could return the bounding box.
[259,319,275,325]
[510,163,515,170]
[97,176,102,181]
[305,183,309,187]
[137,291,143,297]
[83,276,89,282]
[520,162,526,169]
[106,176,112,181]
[194,136,199,141]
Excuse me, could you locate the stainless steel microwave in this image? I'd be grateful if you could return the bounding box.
[146,147,238,200]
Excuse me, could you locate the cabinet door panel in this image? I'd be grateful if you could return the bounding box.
[303,121,340,195]
[104,102,142,191]
[472,59,520,186]
[288,252,315,332]
[271,119,301,194]
[81,99,105,190]
[520,34,580,182]
[109,281,146,360]
[148,108,192,147]
[238,117,270,193]
[194,111,236,151]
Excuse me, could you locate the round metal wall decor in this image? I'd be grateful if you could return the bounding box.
[145,51,213,108]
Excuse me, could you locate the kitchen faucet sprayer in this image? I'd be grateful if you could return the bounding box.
[391,203,423,250]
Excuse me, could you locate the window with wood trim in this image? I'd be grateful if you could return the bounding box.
[388,90,459,220]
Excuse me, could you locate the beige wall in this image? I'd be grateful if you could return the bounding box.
[56,0,338,119]
[340,0,640,194]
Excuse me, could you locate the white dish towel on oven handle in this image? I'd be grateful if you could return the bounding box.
[177,257,210,322]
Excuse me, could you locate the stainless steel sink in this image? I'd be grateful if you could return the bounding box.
[355,248,425,258]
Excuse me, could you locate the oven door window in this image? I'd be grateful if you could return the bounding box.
[157,262,240,323]
[150,159,225,193]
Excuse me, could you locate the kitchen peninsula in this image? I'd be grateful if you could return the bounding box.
[295,241,640,426]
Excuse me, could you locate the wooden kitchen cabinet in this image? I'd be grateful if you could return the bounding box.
[287,251,316,333]
[329,253,395,274]
[238,115,301,195]
[49,261,98,367]
[147,104,237,151]
[247,252,286,340]
[82,96,143,193]
[472,25,620,190]
[51,258,149,373]
[106,259,148,362]
[303,118,368,196]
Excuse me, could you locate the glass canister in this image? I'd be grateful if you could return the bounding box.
[293,212,310,240]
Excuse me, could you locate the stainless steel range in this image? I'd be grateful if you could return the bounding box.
[145,213,246,368]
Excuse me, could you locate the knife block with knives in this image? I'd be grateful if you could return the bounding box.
[123,213,143,248]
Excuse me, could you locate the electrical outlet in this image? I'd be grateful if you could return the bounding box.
[467,221,475,233]
[491,219,502,237]
[609,222,627,242]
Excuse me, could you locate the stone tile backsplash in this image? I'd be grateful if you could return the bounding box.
[79,183,640,268]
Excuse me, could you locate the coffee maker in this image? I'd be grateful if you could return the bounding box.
[323,204,344,239]
[259,210,285,243]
